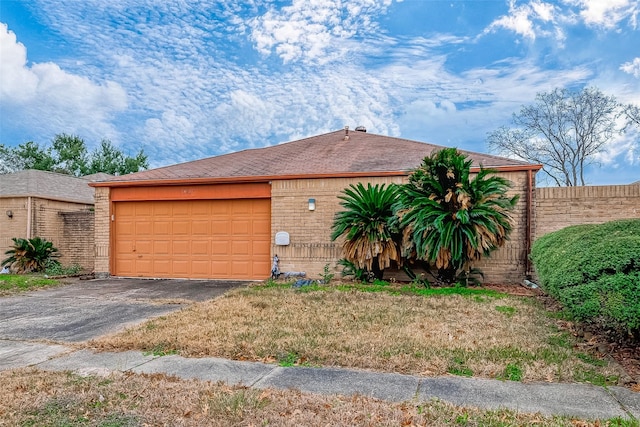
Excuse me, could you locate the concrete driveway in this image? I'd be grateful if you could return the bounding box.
[0,278,246,343]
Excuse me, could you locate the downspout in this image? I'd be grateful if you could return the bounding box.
[525,169,533,279]
[26,196,32,239]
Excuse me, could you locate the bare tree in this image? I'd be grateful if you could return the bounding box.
[487,87,622,186]
[624,104,640,128]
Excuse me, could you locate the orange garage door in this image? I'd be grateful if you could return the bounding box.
[113,199,270,279]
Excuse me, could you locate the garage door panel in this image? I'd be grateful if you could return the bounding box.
[135,204,153,216]
[171,203,190,216]
[153,221,171,235]
[115,239,133,254]
[172,240,189,254]
[192,220,210,235]
[135,259,152,275]
[232,221,250,235]
[172,260,189,275]
[212,220,229,235]
[152,203,172,216]
[192,240,209,255]
[154,241,171,254]
[253,241,270,256]
[134,240,152,254]
[114,198,270,279]
[210,261,229,275]
[135,222,153,235]
[173,221,190,235]
[152,260,170,274]
[117,221,135,236]
[232,241,249,255]
[212,241,230,254]
[231,261,249,276]
[191,261,211,276]
[191,203,211,215]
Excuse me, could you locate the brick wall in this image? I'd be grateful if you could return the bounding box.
[0,197,29,257]
[271,176,406,278]
[57,211,95,271]
[93,187,111,277]
[0,197,94,271]
[271,170,532,284]
[534,185,640,239]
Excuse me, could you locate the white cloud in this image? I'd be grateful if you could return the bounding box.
[620,57,640,78]
[484,0,561,40]
[249,0,394,64]
[565,0,638,29]
[0,23,127,144]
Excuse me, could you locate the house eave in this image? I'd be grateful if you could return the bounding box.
[90,164,542,188]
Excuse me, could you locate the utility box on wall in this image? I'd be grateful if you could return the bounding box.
[275,231,290,246]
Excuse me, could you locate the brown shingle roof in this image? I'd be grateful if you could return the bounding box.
[0,169,95,204]
[95,130,537,186]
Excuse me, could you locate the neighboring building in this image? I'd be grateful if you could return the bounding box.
[91,129,541,283]
[0,170,97,271]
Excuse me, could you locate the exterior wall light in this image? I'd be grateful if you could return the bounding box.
[6,210,13,218]
[308,198,316,211]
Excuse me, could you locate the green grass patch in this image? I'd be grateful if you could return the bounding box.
[495,305,517,316]
[142,343,178,357]
[0,274,58,295]
[448,356,474,377]
[576,352,608,367]
[498,363,524,381]
[257,280,507,299]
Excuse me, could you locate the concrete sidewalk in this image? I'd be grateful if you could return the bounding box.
[2,340,639,421]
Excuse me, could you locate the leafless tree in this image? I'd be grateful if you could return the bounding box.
[487,87,623,186]
[624,103,640,128]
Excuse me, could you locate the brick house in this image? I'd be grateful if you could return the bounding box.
[91,129,541,283]
[0,169,99,271]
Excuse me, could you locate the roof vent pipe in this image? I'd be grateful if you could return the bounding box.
[343,125,350,141]
[355,126,366,132]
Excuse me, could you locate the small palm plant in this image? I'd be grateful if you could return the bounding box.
[331,183,400,280]
[2,237,60,273]
[394,148,518,285]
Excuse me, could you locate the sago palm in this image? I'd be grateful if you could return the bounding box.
[394,148,518,284]
[2,237,60,273]
[331,183,400,280]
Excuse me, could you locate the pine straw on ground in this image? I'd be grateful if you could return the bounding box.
[0,368,632,427]
[89,285,624,384]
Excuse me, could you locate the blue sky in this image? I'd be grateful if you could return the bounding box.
[1,0,638,185]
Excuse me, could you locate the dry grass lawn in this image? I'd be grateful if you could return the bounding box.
[89,283,623,385]
[0,368,633,427]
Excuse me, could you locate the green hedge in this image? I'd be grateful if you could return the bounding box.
[531,219,640,335]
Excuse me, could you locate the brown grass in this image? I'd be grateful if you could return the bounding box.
[0,368,625,427]
[89,285,623,384]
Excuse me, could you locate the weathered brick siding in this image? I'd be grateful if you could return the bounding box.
[94,187,111,278]
[271,171,532,284]
[534,185,640,239]
[0,197,94,271]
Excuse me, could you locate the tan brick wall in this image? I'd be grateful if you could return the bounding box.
[0,197,94,271]
[94,187,111,277]
[0,197,29,257]
[56,211,95,271]
[271,171,532,284]
[534,185,640,239]
[271,176,405,279]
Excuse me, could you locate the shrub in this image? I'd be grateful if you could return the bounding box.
[394,148,518,285]
[2,237,60,273]
[531,219,640,336]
